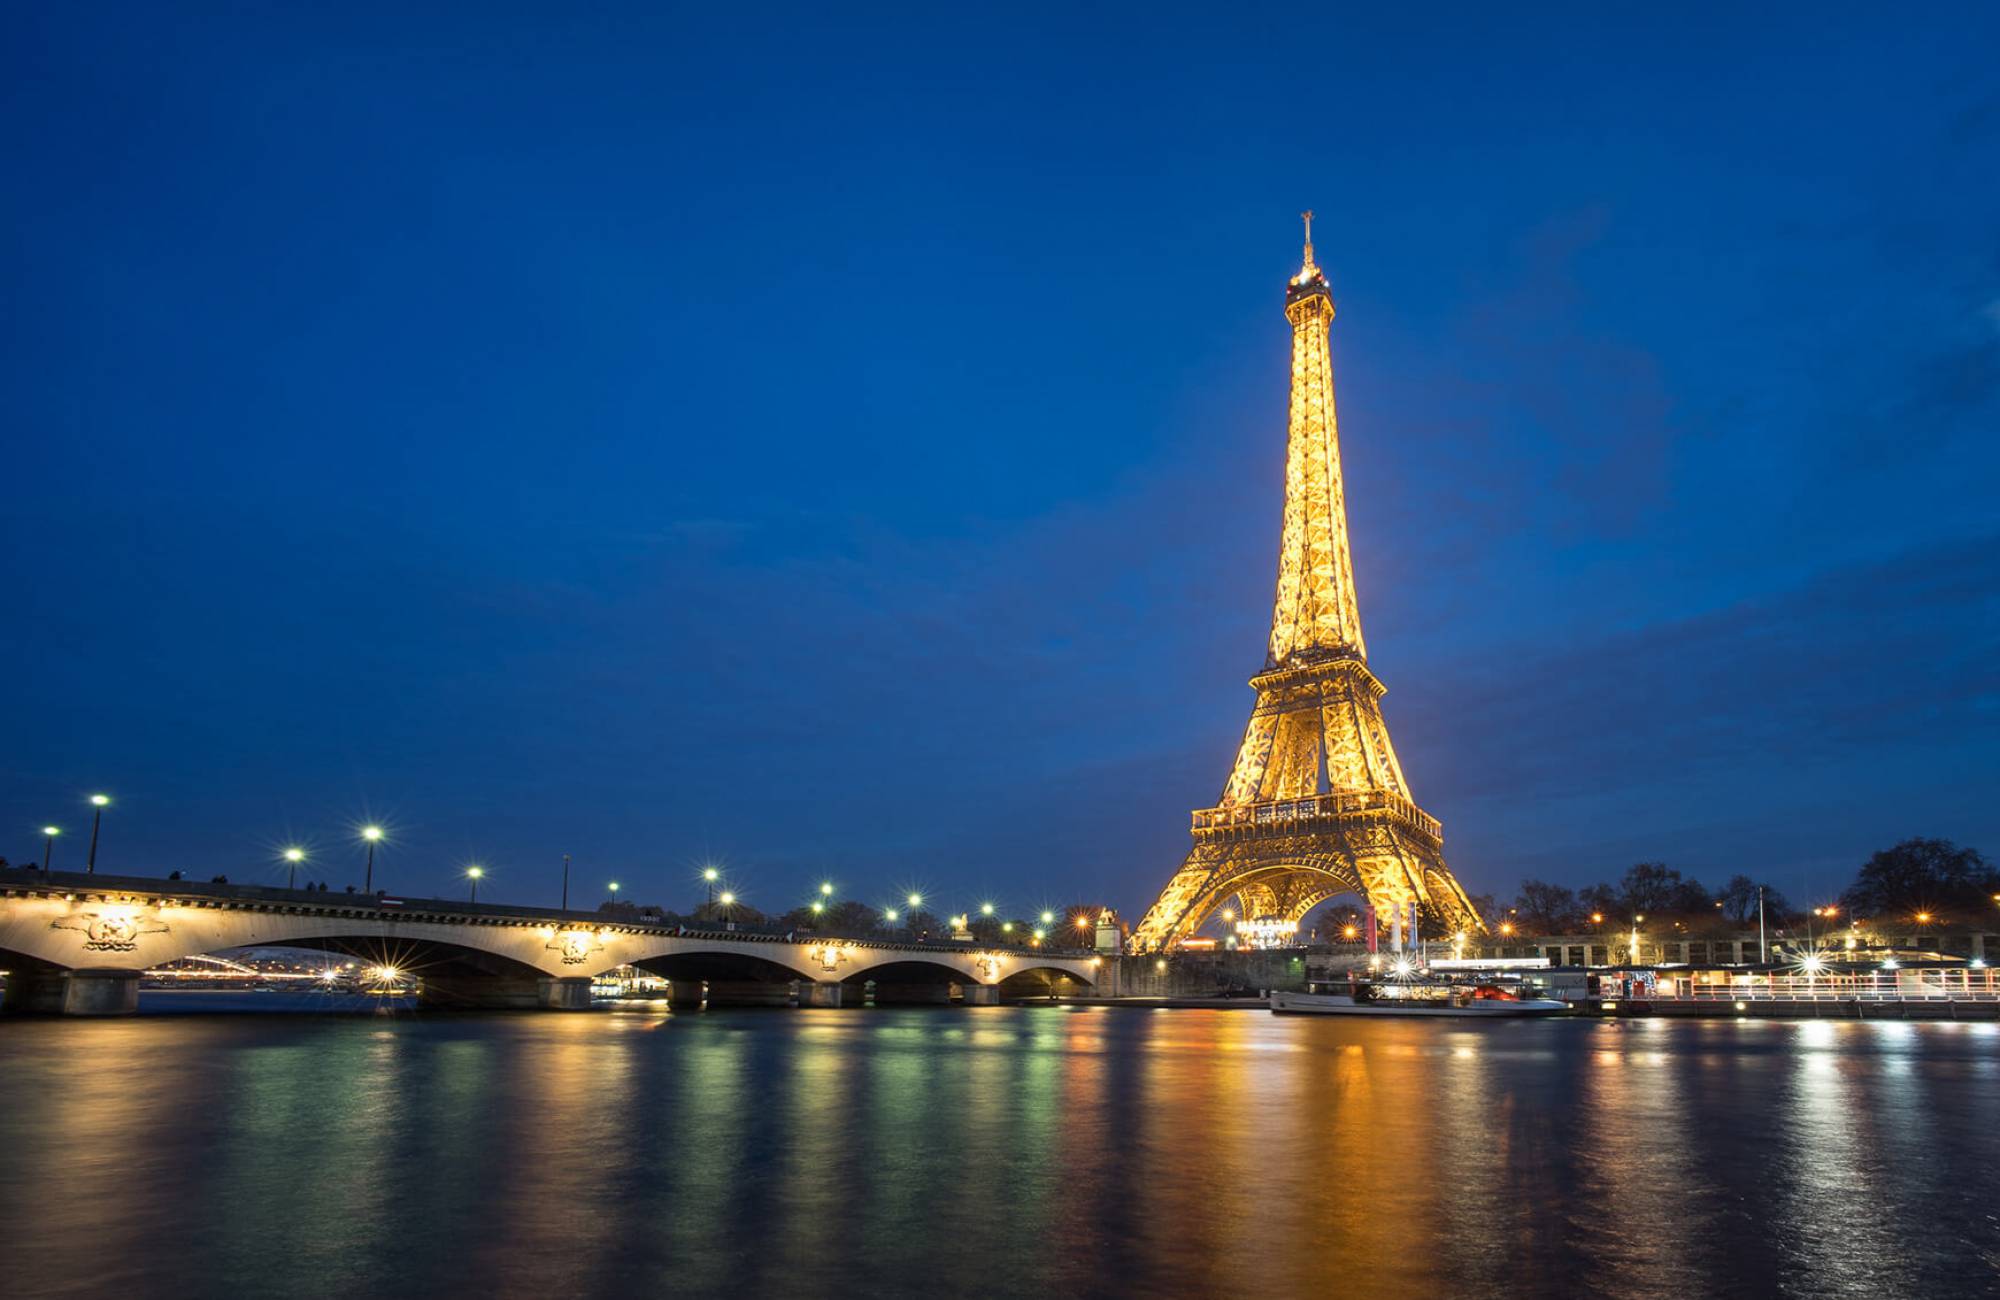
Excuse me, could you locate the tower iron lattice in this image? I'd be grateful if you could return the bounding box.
[1130,215,1483,952]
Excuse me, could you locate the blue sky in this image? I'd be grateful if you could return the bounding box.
[4,4,1996,917]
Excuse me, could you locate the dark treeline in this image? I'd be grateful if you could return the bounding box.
[1498,837,1998,936]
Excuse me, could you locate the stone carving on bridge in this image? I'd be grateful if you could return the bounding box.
[540,926,611,965]
[974,953,1003,984]
[809,943,854,973]
[51,906,169,953]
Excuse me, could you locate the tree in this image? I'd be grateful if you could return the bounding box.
[1841,838,1999,922]
[1510,880,1581,934]
[1712,876,1792,928]
[824,900,878,934]
[1616,863,1701,916]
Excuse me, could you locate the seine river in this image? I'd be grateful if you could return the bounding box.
[2,996,1996,1298]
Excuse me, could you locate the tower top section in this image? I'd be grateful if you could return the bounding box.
[1266,215,1365,667]
[1286,209,1332,311]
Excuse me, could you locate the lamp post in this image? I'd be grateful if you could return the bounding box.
[466,865,484,902]
[703,866,719,910]
[41,826,59,873]
[361,825,383,892]
[562,854,571,911]
[283,847,305,890]
[85,794,110,874]
[718,890,735,922]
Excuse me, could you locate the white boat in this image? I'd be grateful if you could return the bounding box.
[1271,980,1571,1017]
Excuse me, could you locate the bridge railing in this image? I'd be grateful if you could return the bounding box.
[0,867,1098,958]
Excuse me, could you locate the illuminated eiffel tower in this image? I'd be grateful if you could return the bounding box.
[1130,215,1483,952]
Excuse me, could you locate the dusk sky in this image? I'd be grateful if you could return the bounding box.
[5,5,1996,919]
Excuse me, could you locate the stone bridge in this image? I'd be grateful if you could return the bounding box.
[0,870,1099,1014]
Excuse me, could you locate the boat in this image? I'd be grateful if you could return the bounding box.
[1271,977,1571,1017]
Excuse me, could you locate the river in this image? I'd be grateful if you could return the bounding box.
[2,995,1995,1298]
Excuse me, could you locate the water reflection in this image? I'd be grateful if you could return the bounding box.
[2,1005,1997,1298]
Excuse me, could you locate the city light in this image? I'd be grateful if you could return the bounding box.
[1032,928,1046,941]
[884,908,899,922]
[811,901,824,915]
[820,881,834,897]
[1341,924,1358,939]
[91,794,110,808]
[1221,908,1235,922]
[704,867,719,882]
[43,825,60,836]
[1074,915,1091,930]
[908,892,923,909]
[1000,921,1012,932]
[608,881,620,893]
[466,864,484,901]
[1040,911,1054,925]
[1590,912,1604,923]
[719,891,735,906]
[362,825,382,841]
[980,902,994,915]
[282,846,305,889]
[1499,921,1516,936]
[284,847,304,862]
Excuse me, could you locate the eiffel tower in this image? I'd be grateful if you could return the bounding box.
[1130,215,1483,952]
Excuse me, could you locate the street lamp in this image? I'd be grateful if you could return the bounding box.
[907,892,923,910]
[884,907,900,923]
[361,825,383,892]
[820,881,835,898]
[703,866,719,909]
[608,881,621,899]
[980,901,994,916]
[41,826,59,872]
[718,890,735,918]
[283,847,305,890]
[562,854,571,910]
[466,865,484,902]
[85,794,110,874]
[1039,910,1054,925]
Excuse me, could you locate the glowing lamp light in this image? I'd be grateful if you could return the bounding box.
[1390,957,1415,978]
[43,825,61,837]
[608,881,620,894]
[1032,928,1046,941]
[91,794,111,808]
[1342,924,1358,939]
[362,825,383,842]
[810,902,823,915]
[884,908,899,922]
[1915,912,1933,924]
[980,902,994,916]
[466,865,484,879]
[1000,921,1012,932]
[1074,916,1091,930]
[1221,908,1235,922]
[907,893,923,909]
[1590,913,1604,924]
[718,891,735,906]
[820,881,834,897]
[703,867,719,883]
[1798,954,1826,976]
[1499,922,1516,936]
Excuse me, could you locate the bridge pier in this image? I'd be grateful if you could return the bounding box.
[666,979,706,1008]
[63,968,142,1016]
[961,983,1001,1006]
[536,976,596,1011]
[703,980,794,1007]
[798,981,846,1008]
[872,982,951,1005]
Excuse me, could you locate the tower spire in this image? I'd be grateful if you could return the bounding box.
[1300,209,1316,274]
